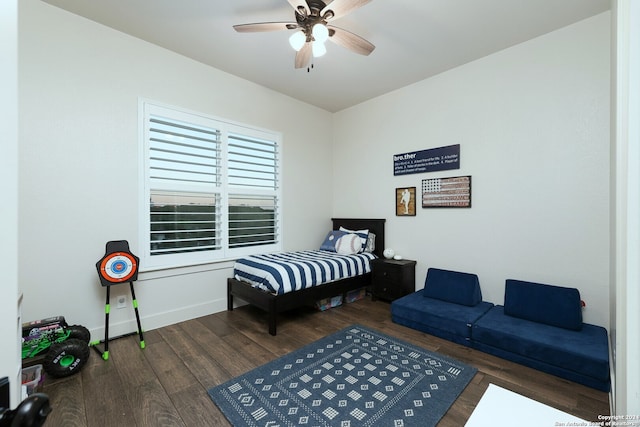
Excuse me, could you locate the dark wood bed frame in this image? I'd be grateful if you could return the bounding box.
[227,218,386,335]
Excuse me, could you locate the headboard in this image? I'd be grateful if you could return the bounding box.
[331,218,386,259]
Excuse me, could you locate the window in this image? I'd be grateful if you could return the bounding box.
[140,102,281,269]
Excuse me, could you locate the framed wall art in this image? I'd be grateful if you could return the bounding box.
[422,176,471,208]
[393,144,460,176]
[396,187,416,216]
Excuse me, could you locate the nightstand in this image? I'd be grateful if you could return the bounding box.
[371,258,416,302]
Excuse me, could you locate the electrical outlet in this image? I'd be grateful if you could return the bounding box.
[116,296,126,309]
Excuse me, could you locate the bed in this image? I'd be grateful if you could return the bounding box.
[227,218,386,335]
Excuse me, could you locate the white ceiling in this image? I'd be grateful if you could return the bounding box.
[42,0,610,112]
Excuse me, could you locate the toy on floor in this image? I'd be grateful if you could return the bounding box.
[21,316,90,378]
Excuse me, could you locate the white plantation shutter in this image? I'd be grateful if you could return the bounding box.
[228,194,278,248]
[149,117,221,186]
[228,133,278,189]
[227,132,279,250]
[141,102,281,269]
[149,191,221,256]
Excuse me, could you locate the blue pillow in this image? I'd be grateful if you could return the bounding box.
[504,279,583,331]
[320,230,349,252]
[423,268,482,306]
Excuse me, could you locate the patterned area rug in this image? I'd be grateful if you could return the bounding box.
[208,325,477,426]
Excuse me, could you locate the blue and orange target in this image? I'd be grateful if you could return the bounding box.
[99,252,137,283]
[96,241,139,286]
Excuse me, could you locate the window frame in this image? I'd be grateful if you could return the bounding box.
[139,100,282,271]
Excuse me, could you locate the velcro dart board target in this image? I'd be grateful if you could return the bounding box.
[96,240,139,286]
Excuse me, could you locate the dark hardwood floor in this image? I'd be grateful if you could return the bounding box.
[40,296,610,426]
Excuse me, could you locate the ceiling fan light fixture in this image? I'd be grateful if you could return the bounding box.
[312,23,329,43]
[289,30,306,51]
[312,40,327,57]
[234,0,375,69]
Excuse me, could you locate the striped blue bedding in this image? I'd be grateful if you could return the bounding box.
[233,250,377,295]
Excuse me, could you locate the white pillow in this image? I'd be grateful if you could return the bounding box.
[339,227,369,252]
[335,233,361,255]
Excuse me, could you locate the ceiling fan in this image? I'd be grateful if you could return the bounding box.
[233,0,375,69]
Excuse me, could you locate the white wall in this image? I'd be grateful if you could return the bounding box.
[333,13,611,327]
[1,0,21,408]
[18,0,334,339]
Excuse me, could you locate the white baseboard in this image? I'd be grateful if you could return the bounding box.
[87,297,228,343]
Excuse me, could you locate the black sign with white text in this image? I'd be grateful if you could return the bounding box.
[393,144,460,176]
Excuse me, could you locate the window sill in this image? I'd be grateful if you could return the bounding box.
[138,259,236,281]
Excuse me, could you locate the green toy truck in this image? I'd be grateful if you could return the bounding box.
[22,316,90,378]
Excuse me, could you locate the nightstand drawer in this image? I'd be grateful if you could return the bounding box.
[373,280,405,301]
[370,258,416,302]
[372,267,402,283]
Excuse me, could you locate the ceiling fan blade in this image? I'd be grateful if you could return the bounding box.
[287,0,310,16]
[327,25,375,55]
[295,42,312,68]
[321,0,372,20]
[233,22,297,32]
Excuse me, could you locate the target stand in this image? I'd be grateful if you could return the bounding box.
[92,240,145,360]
